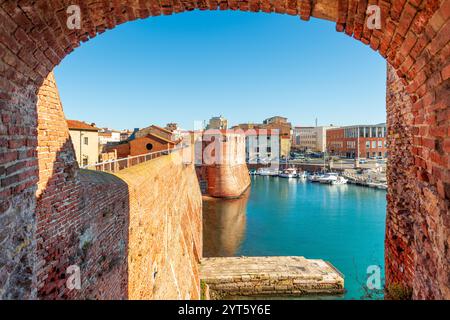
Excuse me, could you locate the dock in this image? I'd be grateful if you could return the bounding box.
[200,256,344,299]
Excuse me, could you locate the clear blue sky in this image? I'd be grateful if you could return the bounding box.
[54,10,386,130]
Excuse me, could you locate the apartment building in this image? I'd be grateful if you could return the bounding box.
[206,116,228,130]
[326,124,387,158]
[293,126,337,152]
[67,120,99,166]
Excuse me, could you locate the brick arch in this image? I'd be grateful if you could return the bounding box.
[0,1,449,299]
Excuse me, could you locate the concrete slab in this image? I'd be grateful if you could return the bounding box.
[200,256,344,299]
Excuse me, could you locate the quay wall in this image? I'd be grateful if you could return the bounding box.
[31,72,202,299]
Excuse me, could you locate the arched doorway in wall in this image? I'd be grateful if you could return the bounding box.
[0,1,448,300]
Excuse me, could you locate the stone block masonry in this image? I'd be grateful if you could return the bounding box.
[0,0,449,299]
[200,256,344,299]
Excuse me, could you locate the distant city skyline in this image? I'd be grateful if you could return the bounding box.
[55,11,387,131]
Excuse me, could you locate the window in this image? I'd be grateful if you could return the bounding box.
[146,143,153,151]
[84,137,88,145]
[372,141,376,148]
[377,127,383,137]
[359,127,365,137]
[82,156,88,166]
[378,140,383,148]
[366,141,370,148]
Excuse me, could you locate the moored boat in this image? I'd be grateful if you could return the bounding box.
[279,168,297,178]
[297,171,308,179]
[331,176,348,185]
[258,168,279,176]
[318,173,339,184]
[308,173,322,182]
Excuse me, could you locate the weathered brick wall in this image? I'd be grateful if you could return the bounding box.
[115,149,202,299]
[0,0,449,299]
[34,72,202,299]
[385,64,417,293]
[196,132,251,198]
[36,72,129,299]
[203,164,251,198]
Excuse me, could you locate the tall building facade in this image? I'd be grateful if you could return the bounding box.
[293,126,336,152]
[206,116,228,130]
[326,124,387,158]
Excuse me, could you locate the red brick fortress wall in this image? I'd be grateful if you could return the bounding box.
[204,164,251,198]
[115,149,202,299]
[34,73,202,299]
[35,72,129,299]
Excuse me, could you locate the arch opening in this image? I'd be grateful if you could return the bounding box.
[0,1,449,300]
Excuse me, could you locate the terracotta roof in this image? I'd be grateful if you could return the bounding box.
[66,120,99,131]
[136,133,180,145]
[151,125,173,134]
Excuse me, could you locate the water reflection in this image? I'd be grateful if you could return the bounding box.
[203,189,250,257]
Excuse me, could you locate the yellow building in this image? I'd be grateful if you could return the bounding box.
[67,120,99,167]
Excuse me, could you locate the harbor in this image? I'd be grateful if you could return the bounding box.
[203,175,386,299]
[248,164,387,190]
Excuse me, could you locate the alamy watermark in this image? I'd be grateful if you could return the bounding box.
[67,5,81,30]
[65,4,382,31]
[66,264,81,290]
[367,5,382,30]
[366,265,382,290]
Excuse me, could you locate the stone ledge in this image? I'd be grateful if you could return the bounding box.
[200,256,344,299]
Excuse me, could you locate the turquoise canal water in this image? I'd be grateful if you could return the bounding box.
[203,175,387,300]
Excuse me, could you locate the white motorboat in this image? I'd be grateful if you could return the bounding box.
[318,173,339,184]
[308,173,322,182]
[257,168,279,176]
[331,176,348,185]
[279,168,297,178]
[297,171,308,179]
